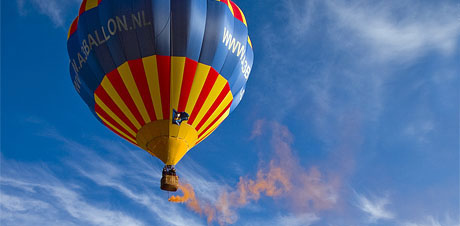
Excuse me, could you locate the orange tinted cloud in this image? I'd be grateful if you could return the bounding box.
[169,120,339,225]
[169,183,216,224]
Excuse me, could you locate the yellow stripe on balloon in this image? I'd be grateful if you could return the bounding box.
[197,92,232,134]
[170,57,186,112]
[96,113,137,144]
[227,1,235,16]
[101,77,142,129]
[118,62,151,123]
[95,95,137,137]
[185,64,211,114]
[85,0,99,11]
[192,75,228,127]
[143,56,164,120]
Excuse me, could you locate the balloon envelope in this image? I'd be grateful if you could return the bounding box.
[67,0,253,165]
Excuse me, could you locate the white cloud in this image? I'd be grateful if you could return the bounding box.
[274,213,320,226]
[276,0,460,68]
[0,192,50,212]
[402,215,460,226]
[241,213,319,226]
[1,171,144,226]
[51,186,143,226]
[178,158,227,203]
[16,0,80,27]
[355,193,394,222]
[283,0,320,38]
[50,134,209,226]
[0,130,213,226]
[403,120,435,143]
[326,0,460,62]
[257,0,459,147]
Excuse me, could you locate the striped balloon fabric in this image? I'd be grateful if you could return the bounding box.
[67,0,253,165]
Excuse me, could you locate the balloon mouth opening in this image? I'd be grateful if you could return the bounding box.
[136,120,198,165]
[161,165,179,192]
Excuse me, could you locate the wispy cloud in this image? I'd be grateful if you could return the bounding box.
[257,0,460,119]
[326,0,460,62]
[402,215,460,226]
[277,0,460,64]
[403,120,435,143]
[53,134,206,226]
[0,163,144,226]
[355,192,394,222]
[273,213,320,226]
[283,0,320,38]
[16,0,79,27]
[0,127,208,226]
[241,213,320,226]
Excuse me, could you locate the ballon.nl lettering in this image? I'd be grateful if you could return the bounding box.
[222,27,251,80]
[71,10,152,92]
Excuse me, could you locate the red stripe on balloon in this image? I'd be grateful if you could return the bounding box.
[178,58,198,112]
[79,0,87,15]
[187,68,219,125]
[68,18,79,38]
[107,69,146,126]
[218,0,245,24]
[128,59,157,122]
[156,55,171,120]
[230,1,243,23]
[94,87,138,133]
[195,84,230,131]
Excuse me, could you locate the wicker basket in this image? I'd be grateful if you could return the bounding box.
[161,175,179,192]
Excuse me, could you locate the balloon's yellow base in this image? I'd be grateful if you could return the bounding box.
[136,120,198,165]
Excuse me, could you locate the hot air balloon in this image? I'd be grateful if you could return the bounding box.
[67,0,253,191]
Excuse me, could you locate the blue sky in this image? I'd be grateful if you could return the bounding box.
[1,0,459,225]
